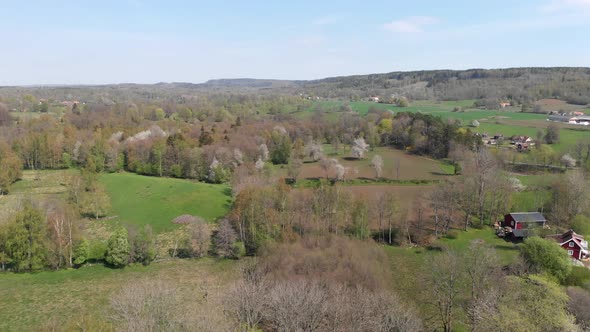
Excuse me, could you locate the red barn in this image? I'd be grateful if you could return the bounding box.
[501,212,546,238]
[548,230,589,260]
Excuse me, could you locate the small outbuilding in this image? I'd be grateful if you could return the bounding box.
[501,212,547,238]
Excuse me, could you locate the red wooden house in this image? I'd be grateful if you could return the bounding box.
[547,230,589,260]
[501,212,546,238]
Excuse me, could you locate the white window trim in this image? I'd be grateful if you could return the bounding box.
[569,242,575,247]
[568,250,574,256]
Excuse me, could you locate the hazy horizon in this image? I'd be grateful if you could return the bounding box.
[2,0,590,85]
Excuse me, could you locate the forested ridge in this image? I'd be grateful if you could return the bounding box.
[2,67,590,105]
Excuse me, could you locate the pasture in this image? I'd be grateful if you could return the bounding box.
[0,258,241,331]
[100,172,232,233]
[280,146,453,181]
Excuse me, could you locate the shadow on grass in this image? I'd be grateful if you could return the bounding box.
[430,171,454,176]
[494,244,519,252]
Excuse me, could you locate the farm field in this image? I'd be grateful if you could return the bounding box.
[278,146,453,181]
[100,172,232,233]
[0,258,241,331]
[476,122,590,153]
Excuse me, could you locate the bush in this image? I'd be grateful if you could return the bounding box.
[520,237,572,284]
[565,266,590,287]
[231,242,246,258]
[88,241,107,262]
[105,227,130,268]
[73,239,90,266]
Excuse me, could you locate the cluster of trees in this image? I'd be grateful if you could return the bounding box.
[0,204,80,271]
[385,112,481,158]
[423,239,581,332]
[0,201,245,272]
[229,179,409,254]
[224,236,422,331]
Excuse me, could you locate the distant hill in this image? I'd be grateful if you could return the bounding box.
[298,67,590,105]
[1,67,589,105]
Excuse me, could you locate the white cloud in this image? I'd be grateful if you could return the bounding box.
[541,0,590,14]
[382,16,439,33]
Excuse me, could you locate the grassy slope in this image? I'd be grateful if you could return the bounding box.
[100,172,232,233]
[0,259,240,331]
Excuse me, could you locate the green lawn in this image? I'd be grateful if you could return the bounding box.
[100,173,232,233]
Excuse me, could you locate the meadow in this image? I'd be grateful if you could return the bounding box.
[276,145,453,181]
[100,172,232,233]
[0,258,240,331]
[0,170,232,234]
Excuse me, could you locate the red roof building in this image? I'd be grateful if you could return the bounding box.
[547,230,589,260]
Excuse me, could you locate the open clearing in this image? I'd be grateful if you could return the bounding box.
[0,170,72,223]
[100,172,232,233]
[280,146,453,180]
[0,259,241,331]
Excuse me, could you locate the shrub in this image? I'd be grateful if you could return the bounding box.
[565,266,590,287]
[88,241,107,262]
[520,237,572,284]
[105,227,130,268]
[73,239,90,266]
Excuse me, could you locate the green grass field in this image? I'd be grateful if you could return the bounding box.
[100,172,232,233]
[0,258,241,331]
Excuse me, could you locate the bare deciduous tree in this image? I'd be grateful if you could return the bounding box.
[264,280,329,331]
[187,217,211,257]
[463,241,500,332]
[214,218,237,258]
[426,250,463,332]
[111,279,181,332]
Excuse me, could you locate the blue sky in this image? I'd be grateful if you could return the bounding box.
[1,0,589,85]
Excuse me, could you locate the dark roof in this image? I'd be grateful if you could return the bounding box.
[561,229,584,243]
[508,212,546,223]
